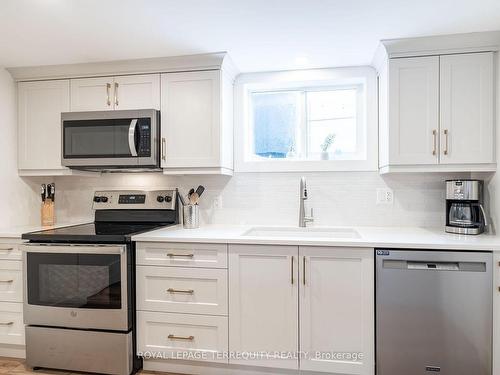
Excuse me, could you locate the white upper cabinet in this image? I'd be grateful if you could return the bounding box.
[387,56,440,165]
[439,52,494,165]
[378,51,496,173]
[113,74,160,110]
[299,247,374,375]
[13,53,236,176]
[160,70,233,174]
[70,74,160,111]
[229,245,299,369]
[70,77,113,111]
[18,80,70,172]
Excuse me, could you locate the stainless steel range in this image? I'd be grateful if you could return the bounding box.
[21,190,178,375]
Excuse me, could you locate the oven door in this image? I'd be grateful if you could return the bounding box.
[22,244,130,331]
[61,109,159,168]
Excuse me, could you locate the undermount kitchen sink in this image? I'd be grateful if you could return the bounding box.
[242,226,361,239]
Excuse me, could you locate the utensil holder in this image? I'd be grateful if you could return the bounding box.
[183,205,200,229]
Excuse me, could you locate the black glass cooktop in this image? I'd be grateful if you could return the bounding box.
[22,222,172,243]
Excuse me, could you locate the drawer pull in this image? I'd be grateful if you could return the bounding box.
[0,280,13,283]
[167,253,194,258]
[0,248,13,251]
[0,322,13,326]
[168,334,194,341]
[167,288,194,294]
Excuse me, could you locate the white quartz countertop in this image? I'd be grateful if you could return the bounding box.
[0,221,89,239]
[132,224,500,251]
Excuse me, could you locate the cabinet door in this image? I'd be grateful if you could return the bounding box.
[18,80,70,170]
[388,56,439,165]
[161,71,221,168]
[229,245,298,369]
[299,247,374,375]
[440,52,494,164]
[494,254,500,375]
[113,74,160,110]
[70,77,113,111]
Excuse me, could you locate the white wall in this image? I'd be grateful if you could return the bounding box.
[483,52,500,233]
[52,171,467,228]
[0,68,40,228]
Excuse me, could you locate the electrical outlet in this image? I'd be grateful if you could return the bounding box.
[213,195,222,209]
[376,188,394,205]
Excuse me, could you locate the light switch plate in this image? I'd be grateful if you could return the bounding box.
[376,188,394,205]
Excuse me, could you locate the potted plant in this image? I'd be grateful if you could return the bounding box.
[320,133,336,160]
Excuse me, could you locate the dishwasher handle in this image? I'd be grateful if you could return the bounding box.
[407,261,459,271]
[383,259,487,272]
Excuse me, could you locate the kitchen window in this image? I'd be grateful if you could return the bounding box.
[235,67,377,172]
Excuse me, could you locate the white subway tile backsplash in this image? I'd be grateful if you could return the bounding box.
[51,171,469,229]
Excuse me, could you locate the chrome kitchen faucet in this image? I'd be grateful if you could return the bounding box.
[299,177,314,227]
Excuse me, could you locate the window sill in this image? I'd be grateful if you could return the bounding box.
[235,159,378,173]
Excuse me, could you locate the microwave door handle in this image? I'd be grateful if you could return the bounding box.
[128,119,138,157]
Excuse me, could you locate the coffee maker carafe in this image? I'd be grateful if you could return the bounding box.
[445,180,487,235]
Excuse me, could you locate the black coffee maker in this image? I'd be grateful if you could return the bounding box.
[445,180,487,235]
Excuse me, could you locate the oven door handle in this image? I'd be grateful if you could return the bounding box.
[20,244,126,255]
[128,119,138,157]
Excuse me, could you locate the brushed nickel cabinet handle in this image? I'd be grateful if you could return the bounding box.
[167,288,194,294]
[114,82,119,106]
[162,138,167,161]
[167,253,194,258]
[168,334,194,341]
[0,248,14,251]
[291,256,294,285]
[303,257,306,286]
[443,129,449,155]
[106,83,111,106]
[0,280,13,283]
[432,130,437,156]
[0,322,13,326]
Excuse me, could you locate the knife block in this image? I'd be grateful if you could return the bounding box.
[41,198,55,226]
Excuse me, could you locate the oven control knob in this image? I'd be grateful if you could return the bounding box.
[100,196,109,203]
[93,196,101,203]
[157,196,165,203]
[165,196,172,203]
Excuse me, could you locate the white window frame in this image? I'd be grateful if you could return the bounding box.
[234,66,378,172]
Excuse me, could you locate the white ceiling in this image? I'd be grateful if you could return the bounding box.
[1,0,500,72]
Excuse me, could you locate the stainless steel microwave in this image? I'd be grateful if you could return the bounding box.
[61,109,160,170]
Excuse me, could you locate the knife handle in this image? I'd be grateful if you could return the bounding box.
[46,184,52,201]
[41,184,46,202]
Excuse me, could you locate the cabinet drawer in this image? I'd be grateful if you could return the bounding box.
[137,311,228,363]
[0,302,24,345]
[137,266,227,315]
[0,262,22,303]
[0,242,22,261]
[137,242,227,268]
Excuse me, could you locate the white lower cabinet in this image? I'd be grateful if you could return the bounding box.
[228,245,299,369]
[137,311,228,363]
[494,254,500,375]
[0,260,22,303]
[228,244,374,374]
[136,242,229,367]
[0,239,25,358]
[136,266,228,315]
[138,242,374,375]
[0,302,24,346]
[299,246,374,374]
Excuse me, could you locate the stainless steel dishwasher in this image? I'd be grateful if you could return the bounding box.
[376,249,492,375]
